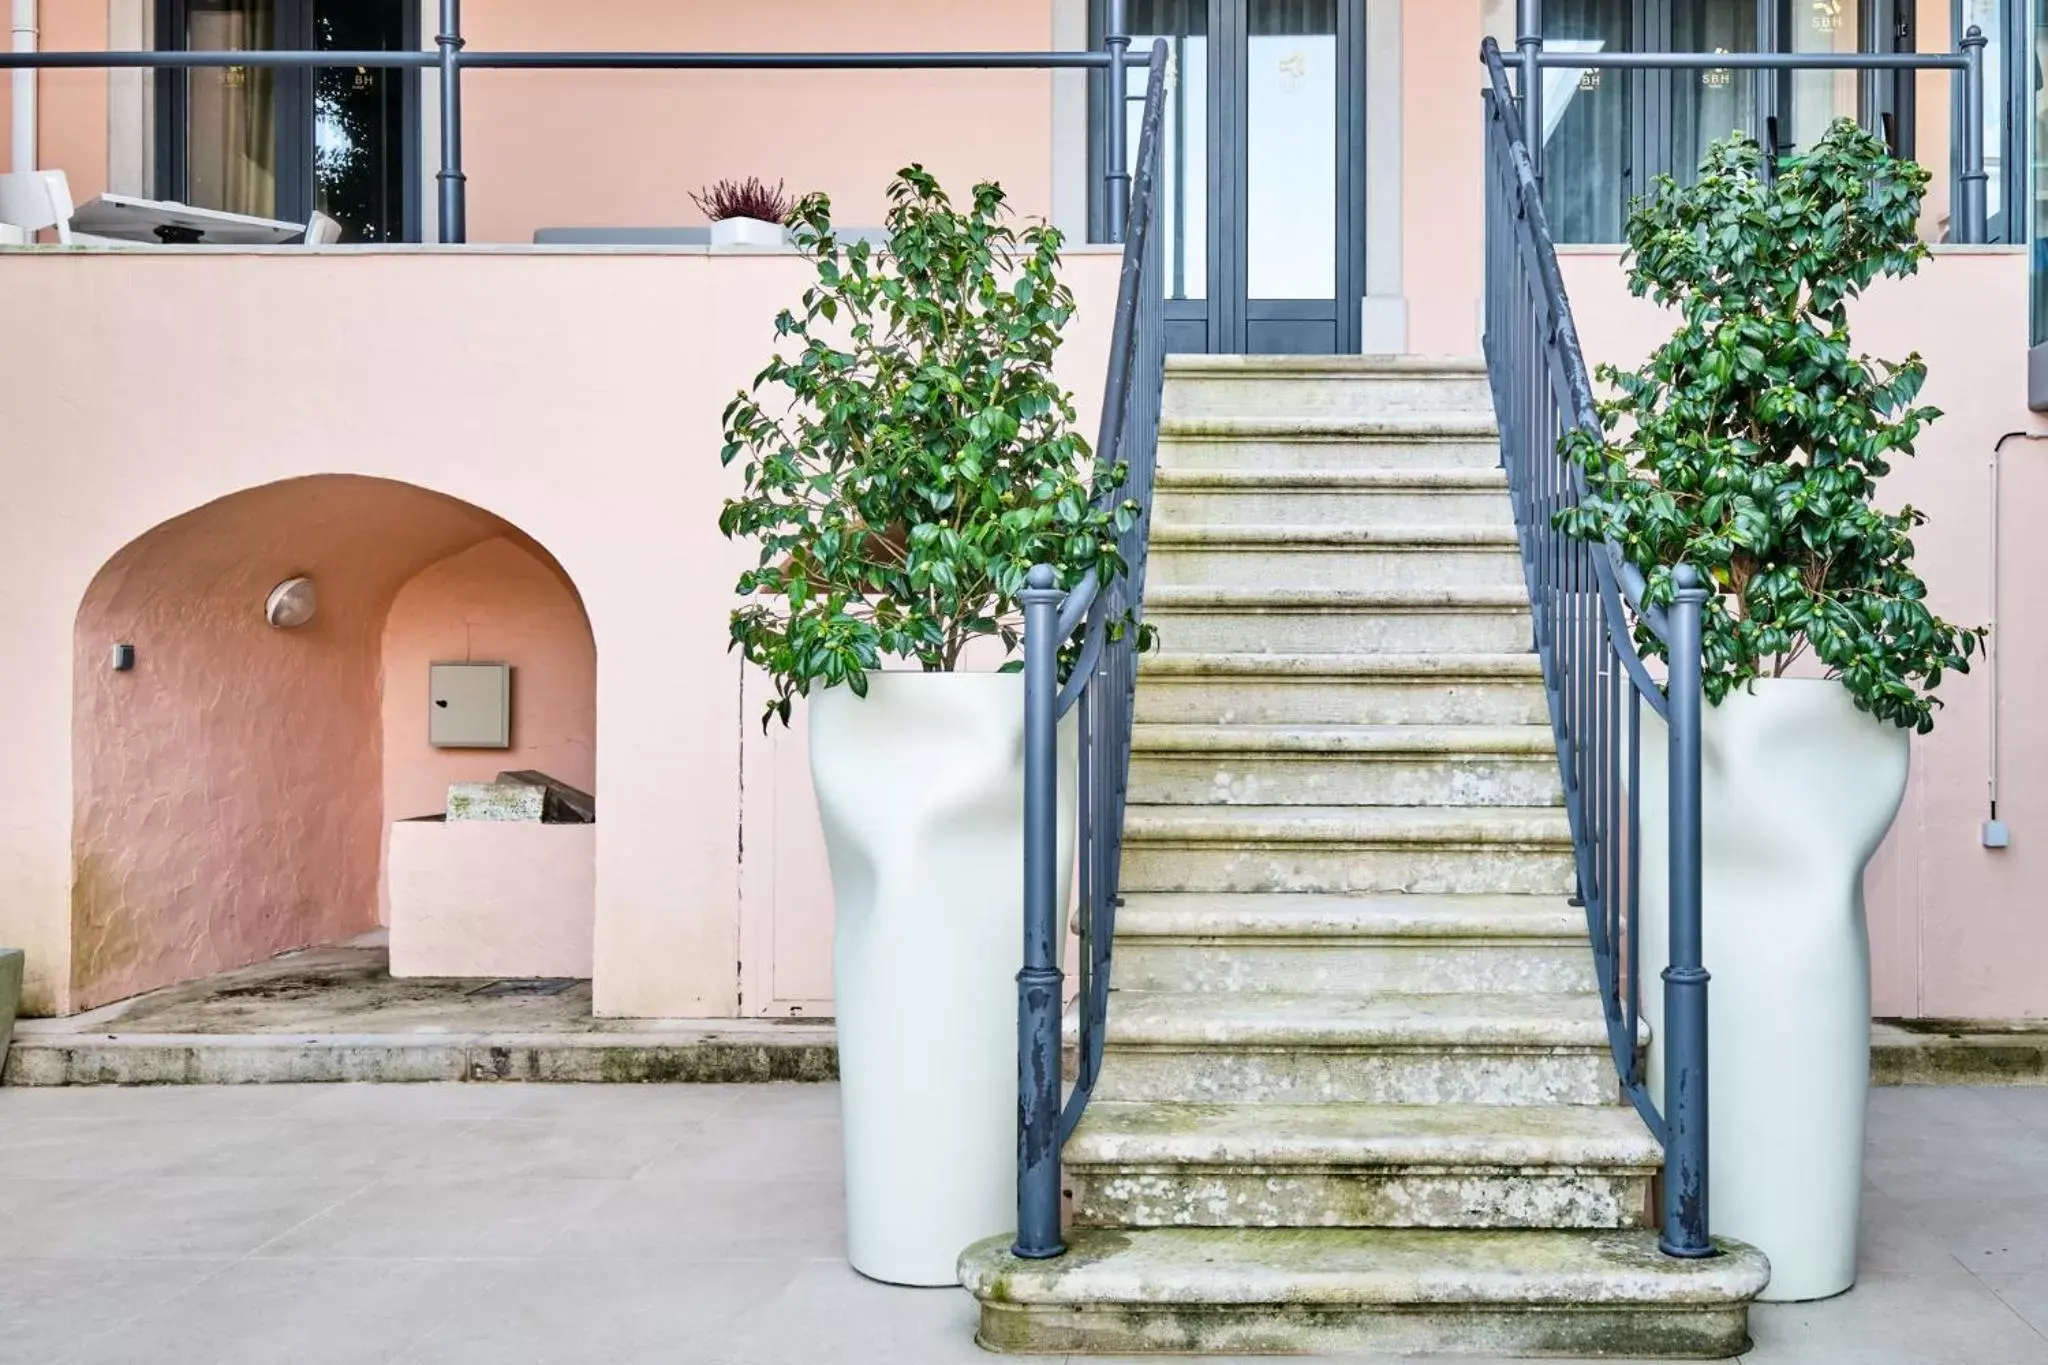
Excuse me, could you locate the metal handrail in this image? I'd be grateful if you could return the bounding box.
[1013,37,1168,1264]
[0,0,1156,246]
[1481,35,1713,1260]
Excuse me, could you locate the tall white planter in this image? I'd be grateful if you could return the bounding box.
[810,671,1077,1287]
[1642,678,1909,1302]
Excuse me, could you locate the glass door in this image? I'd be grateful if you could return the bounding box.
[160,0,416,241]
[1104,0,1366,353]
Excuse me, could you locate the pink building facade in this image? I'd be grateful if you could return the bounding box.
[1,0,2044,1024]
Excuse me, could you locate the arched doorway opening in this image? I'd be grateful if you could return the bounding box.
[71,475,595,1011]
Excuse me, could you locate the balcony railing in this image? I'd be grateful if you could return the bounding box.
[0,0,1157,246]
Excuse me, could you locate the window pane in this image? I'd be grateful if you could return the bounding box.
[184,0,279,220]
[1786,0,1862,150]
[1127,0,1207,300]
[1245,0,1338,300]
[1671,0,1759,178]
[1542,0,1633,244]
[2032,0,2048,344]
[314,0,408,241]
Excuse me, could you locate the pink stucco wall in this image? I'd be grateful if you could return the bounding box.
[0,245,1120,1018]
[387,821,595,979]
[454,0,1060,245]
[70,476,517,1010]
[380,537,597,829]
[1560,246,2048,1020]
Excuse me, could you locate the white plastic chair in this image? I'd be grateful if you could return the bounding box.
[301,211,343,245]
[0,170,77,244]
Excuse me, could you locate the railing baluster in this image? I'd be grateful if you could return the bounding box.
[1481,48,1709,1252]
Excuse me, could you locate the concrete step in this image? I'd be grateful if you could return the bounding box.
[1133,651,1548,726]
[1146,586,1534,654]
[1064,1100,1659,1230]
[1155,468,1514,528]
[960,1227,1767,1357]
[1112,893,1595,995]
[1163,355,1495,422]
[1088,989,1619,1105]
[1129,723,1564,808]
[1158,416,1502,473]
[1148,524,1526,591]
[1121,803,1576,896]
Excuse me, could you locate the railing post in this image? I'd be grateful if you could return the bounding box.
[1104,0,1131,242]
[1516,0,1543,176]
[1015,564,1067,1261]
[1660,564,1714,1259]
[435,0,466,244]
[1958,24,1989,245]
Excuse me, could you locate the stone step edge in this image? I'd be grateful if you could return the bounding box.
[1149,586,1532,612]
[1139,652,1543,680]
[1132,723,1557,757]
[1125,805,1572,849]
[959,1227,1771,1309]
[0,1028,839,1086]
[1166,354,1489,376]
[1161,415,1500,441]
[1064,1101,1662,1172]
[1157,468,1507,490]
[1150,526,1519,550]
[1116,893,1585,941]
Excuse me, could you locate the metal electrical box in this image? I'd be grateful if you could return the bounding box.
[429,663,512,748]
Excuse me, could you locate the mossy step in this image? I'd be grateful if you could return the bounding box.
[1139,651,1543,680]
[1116,892,1582,940]
[1123,803,1573,848]
[960,1227,1768,1357]
[1149,523,1518,547]
[1164,354,1490,375]
[1158,413,1500,441]
[1065,1100,1659,1231]
[1156,468,1507,490]
[1086,990,1620,1104]
[1131,723,1556,757]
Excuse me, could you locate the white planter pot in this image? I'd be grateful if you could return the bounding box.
[810,671,1077,1287]
[709,216,787,248]
[1642,678,1908,1302]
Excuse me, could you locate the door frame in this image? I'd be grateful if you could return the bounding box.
[153,0,422,240]
[1090,0,1369,354]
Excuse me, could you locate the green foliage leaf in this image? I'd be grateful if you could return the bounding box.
[716,167,1144,726]
[1557,122,1982,734]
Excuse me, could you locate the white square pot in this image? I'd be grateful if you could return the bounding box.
[709,216,788,249]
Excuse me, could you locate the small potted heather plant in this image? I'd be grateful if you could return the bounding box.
[692,176,795,248]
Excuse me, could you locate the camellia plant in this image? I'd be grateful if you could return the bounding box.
[719,166,1141,727]
[1558,121,1981,734]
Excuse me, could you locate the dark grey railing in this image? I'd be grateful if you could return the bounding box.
[1481,36,1714,1260]
[1014,37,1168,1263]
[1,0,1154,246]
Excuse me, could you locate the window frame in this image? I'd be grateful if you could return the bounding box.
[153,0,421,241]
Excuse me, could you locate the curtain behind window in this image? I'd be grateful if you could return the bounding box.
[183,0,279,219]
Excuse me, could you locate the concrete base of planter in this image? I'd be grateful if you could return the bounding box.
[0,949,22,1077]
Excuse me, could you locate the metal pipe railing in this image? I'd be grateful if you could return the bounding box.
[1510,0,1991,243]
[1481,34,1714,1260]
[0,10,1153,246]
[1014,37,1168,1263]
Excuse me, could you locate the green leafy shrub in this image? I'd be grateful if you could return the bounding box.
[719,166,1139,727]
[1558,121,1981,733]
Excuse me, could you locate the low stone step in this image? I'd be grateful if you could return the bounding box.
[1090,989,1619,1105]
[1129,723,1564,808]
[959,1227,1767,1357]
[1112,892,1595,995]
[1155,468,1513,528]
[1146,586,1534,654]
[1163,354,1495,422]
[1148,524,1525,591]
[1159,416,1502,473]
[1064,1100,1659,1230]
[1121,804,1575,896]
[1134,651,1548,726]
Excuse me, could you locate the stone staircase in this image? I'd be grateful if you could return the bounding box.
[960,356,1767,1356]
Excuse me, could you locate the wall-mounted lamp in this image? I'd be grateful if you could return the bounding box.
[265,576,317,629]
